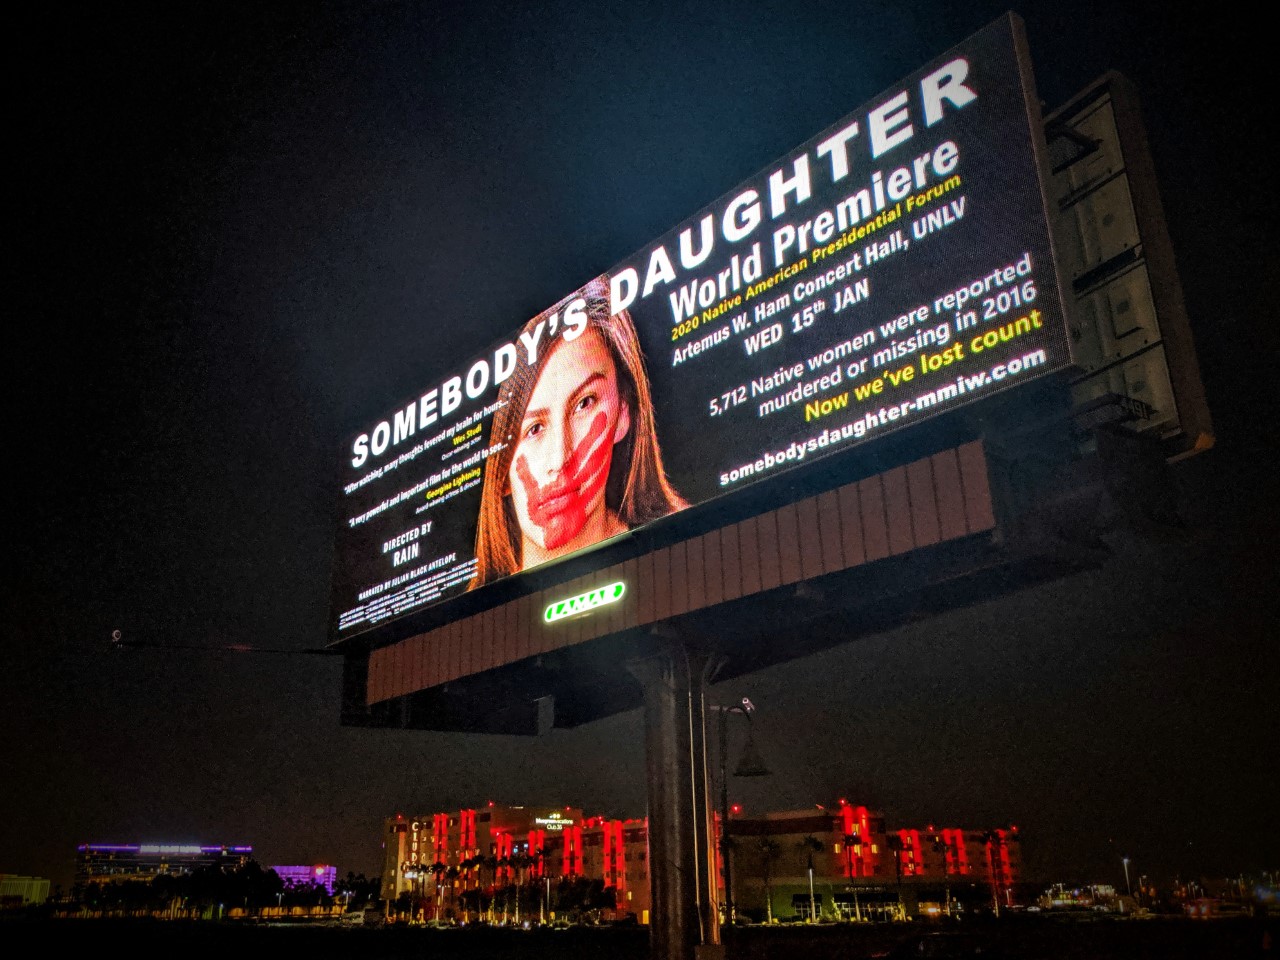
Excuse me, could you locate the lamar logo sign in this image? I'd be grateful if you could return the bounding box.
[543,582,626,624]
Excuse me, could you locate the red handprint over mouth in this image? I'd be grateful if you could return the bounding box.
[513,410,612,550]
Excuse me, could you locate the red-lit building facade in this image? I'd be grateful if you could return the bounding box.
[383,801,1020,923]
[383,804,654,922]
[727,803,1022,921]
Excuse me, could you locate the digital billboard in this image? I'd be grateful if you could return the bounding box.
[329,13,1069,641]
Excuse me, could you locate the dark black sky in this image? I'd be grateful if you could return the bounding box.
[8,2,1277,893]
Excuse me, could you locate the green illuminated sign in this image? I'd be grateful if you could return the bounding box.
[543,581,626,623]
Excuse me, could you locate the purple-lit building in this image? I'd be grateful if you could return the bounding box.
[271,864,337,894]
[75,843,253,886]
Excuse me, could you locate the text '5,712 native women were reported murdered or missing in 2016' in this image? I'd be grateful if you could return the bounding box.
[328,13,1070,640]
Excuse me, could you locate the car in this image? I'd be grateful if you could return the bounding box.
[871,931,1004,958]
[340,906,385,927]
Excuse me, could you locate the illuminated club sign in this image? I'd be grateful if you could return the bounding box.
[534,811,575,831]
[329,13,1069,641]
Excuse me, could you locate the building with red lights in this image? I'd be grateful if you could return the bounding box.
[384,804,655,923]
[382,801,1020,924]
[727,804,1022,921]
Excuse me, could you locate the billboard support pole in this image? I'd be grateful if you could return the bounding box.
[627,638,722,960]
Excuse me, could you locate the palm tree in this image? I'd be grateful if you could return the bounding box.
[800,835,824,921]
[930,832,951,916]
[457,856,478,923]
[429,862,448,921]
[756,838,779,924]
[495,856,511,923]
[842,831,864,921]
[534,852,550,924]
[978,829,1003,917]
[885,834,905,920]
[481,854,499,922]
[511,852,534,922]
[444,865,461,921]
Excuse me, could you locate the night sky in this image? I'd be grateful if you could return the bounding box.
[8,2,1276,894]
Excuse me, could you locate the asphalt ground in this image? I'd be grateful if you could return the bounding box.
[3,914,1273,959]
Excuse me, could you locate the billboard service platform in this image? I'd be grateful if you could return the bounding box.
[330,13,1069,641]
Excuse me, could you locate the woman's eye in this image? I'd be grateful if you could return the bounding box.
[575,393,597,414]
[523,421,544,441]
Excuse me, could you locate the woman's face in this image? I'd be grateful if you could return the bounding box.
[507,328,631,560]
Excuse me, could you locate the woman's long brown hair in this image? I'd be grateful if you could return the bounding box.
[469,276,687,589]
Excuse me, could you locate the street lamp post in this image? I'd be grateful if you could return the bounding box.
[807,854,817,922]
[711,697,769,926]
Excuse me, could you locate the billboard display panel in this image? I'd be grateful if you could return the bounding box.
[330,13,1069,641]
